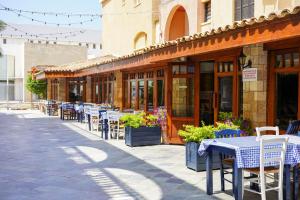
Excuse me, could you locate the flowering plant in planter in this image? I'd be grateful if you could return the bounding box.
[120,112,161,147]
[218,112,253,135]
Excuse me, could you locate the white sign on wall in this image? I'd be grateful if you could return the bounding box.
[242,68,257,82]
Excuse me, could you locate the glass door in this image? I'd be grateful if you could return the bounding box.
[269,48,300,130]
[169,63,195,143]
[215,60,237,122]
[199,61,215,125]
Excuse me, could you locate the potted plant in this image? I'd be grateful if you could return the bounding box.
[120,112,161,147]
[179,124,220,172]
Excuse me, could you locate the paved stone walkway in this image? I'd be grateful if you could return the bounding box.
[0,110,278,200]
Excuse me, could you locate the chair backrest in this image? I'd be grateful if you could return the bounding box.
[285,120,300,135]
[256,126,279,136]
[84,106,91,114]
[107,111,120,121]
[215,129,241,138]
[90,107,99,117]
[259,135,288,199]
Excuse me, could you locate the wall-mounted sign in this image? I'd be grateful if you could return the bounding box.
[242,68,257,82]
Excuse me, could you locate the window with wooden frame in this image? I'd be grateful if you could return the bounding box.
[51,79,59,100]
[204,1,211,22]
[214,58,240,122]
[68,78,86,102]
[172,64,195,117]
[124,68,165,111]
[268,48,300,130]
[235,0,254,21]
[92,74,114,104]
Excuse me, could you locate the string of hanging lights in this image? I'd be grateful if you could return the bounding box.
[0,3,159,18]
[0,4,100,26]
[0,3,102,17]
[1,24,87,40]
[5,24,86,36]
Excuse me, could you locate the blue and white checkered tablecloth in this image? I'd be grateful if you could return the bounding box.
[198,136,300,169]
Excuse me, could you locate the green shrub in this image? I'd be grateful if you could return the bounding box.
[215,122,239,131]
[120,112,158,128]
[178,124,216,143]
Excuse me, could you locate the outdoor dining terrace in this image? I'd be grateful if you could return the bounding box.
[35,100,300,200]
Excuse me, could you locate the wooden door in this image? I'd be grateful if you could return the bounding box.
[167,62,196,144]
[267,48,300,130]
[214,59,239,122]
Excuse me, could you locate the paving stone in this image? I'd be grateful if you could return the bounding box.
[0,110,282,200]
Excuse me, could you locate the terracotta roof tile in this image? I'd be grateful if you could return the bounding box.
[42,6,300,73]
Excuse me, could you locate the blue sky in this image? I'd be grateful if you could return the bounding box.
[0,0,102,30]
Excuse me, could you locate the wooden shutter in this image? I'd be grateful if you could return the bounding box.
[235,0,242,21]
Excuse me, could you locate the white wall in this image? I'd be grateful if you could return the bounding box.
[0,38,25,101]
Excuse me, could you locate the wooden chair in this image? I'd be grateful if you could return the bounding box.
[216,129,242,193]
[285,120,300,135]
[242,135,289,200]
[107,111,125,140]
[256,126,279,137]
[90,107,100,133]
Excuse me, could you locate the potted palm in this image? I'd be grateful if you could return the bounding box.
[120,112,161,147]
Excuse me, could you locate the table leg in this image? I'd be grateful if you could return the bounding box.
[293,165,299,200]
[88,115,91,131]
[233,160,242,200]
[104,119,108,140]
[283,164,291,200]
[206,150,213,195]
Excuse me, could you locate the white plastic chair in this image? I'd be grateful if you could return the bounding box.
[242,135,289,200]
[256,126,280,137]
[83,106,91,130]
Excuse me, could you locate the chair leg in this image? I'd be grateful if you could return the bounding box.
[242,170,244,199]
[219,153,225,192]
[232,162,235,195]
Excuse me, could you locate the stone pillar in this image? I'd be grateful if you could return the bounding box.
[242,44,268,128]
[114,70,123,109]
[86,76,92,103]
[47,79,52,100]
[58,78,66,102]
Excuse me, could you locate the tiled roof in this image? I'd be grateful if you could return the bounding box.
[42,55,116,72]
[43,6,300,73]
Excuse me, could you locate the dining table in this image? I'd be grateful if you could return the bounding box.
[198,135,300,200]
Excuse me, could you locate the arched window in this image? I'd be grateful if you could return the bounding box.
[165,5,189,41]
[134,32,147,50]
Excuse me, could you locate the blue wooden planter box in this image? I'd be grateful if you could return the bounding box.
[186,142,220,172]
[125,126,161,147]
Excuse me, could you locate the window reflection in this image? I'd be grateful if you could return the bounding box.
[172,78,194,117]
[147,80,154,111]
[130,81,136,109]
[138,81,144,109]
[218,77,233,113]
[157,80,164,107]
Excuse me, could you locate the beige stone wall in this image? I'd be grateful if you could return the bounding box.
[101,0,160,56]
[24,43,87,102]
[242,44,268,128]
